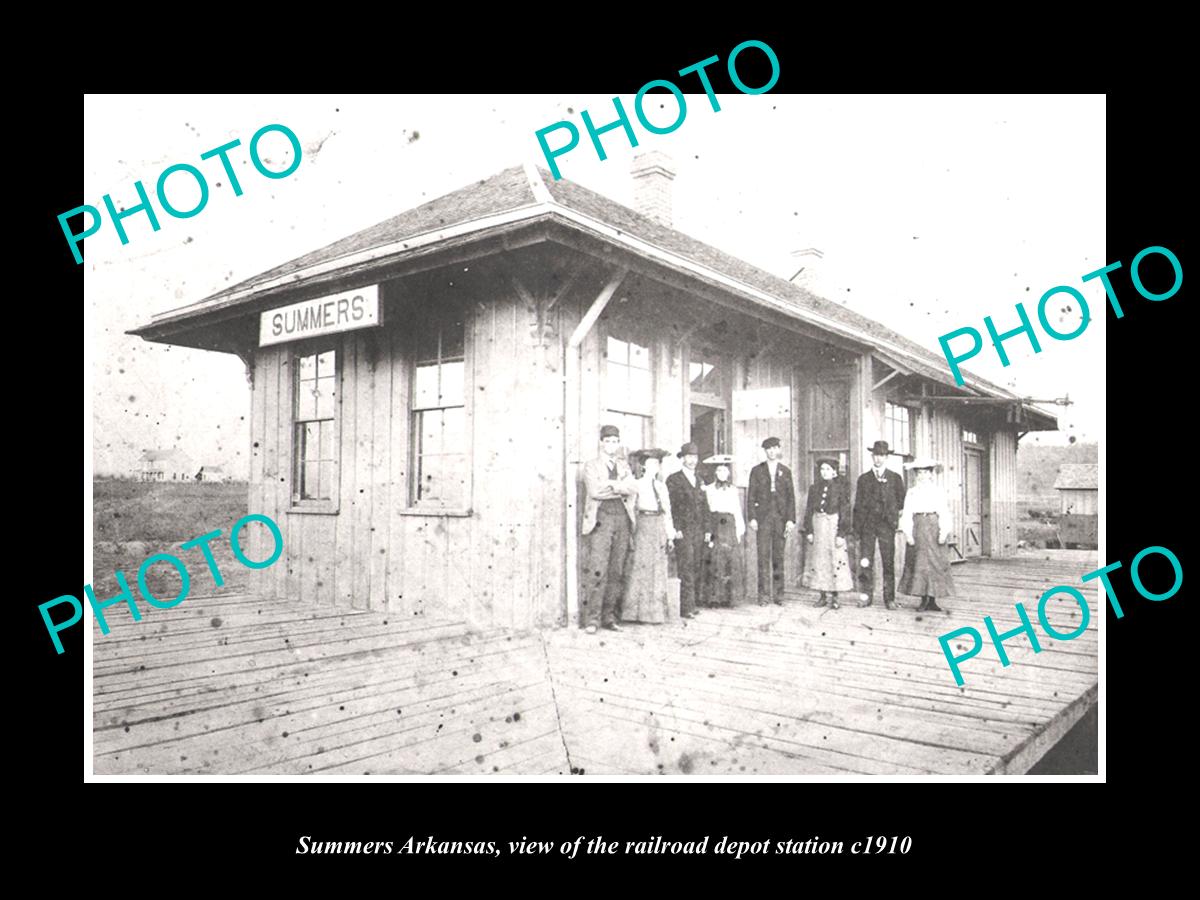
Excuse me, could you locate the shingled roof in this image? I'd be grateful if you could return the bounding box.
[1054,463,1098,490]
[134,164,1051,416]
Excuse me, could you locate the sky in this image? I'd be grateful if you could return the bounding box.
[85,94,1106,479]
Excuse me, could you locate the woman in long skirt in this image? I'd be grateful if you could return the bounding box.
[898,457,956,612]
[621,449,680,624]
[801,458,854,609]
[701,455,745,607]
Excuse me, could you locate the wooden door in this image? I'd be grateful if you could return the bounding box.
[962,447,984,558]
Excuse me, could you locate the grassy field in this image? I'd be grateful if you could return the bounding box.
[92,480,252,599]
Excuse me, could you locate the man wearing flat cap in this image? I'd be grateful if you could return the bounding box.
[666,442,710,619]
[747,436,796,605]
[854,440,907,609]
[580,424,639,634]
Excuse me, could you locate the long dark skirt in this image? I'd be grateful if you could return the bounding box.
[621,515,678,623]
[899,512,955,598]
[702,514,744,607]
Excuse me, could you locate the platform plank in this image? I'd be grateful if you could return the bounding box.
[93,553,1098,775]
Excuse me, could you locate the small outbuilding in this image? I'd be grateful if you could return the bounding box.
[1053,463,1098,549]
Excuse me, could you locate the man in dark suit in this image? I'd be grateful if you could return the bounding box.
[747,436,796,605]
[854,440,907,609]
[666,442,709,619]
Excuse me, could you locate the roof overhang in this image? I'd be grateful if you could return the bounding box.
[130,196,1024,405]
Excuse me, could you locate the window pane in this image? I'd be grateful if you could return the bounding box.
[628,367,652,412]
[419,410,442,458]
[297,378,317,420]
[690,359,717,393]
[319,461,335,500]
[303,422,321,462]
[441,453,468,507]
[415,333,440,364]
[440,360,465,406]
[442,406,466,450]
[607,336,628,364]
[319,420,334,461]
[417,452,441,503]
[415,364,439,409]
[302,460,322,499]
[317,350,336,378]
[298,354,316,379]
[441,320,465,360]
[629,341,650,370]
[315,375,337,419]
[606,363,628,409]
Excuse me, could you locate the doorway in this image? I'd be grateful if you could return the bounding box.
[691,405,725,460]
[963,447,984,558]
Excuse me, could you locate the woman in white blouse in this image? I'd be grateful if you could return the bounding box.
[701,455,746,607]
[898,458,956,612]
[620,449,680,624]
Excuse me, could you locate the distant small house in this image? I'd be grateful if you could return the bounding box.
[1054,464,1098,515]
[1054,463,1098,549]
[135,449,195,483]
[196,464,231,483]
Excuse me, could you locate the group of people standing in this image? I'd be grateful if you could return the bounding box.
[579,427,956,635]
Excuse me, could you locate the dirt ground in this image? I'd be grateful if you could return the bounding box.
[92,480,252,600]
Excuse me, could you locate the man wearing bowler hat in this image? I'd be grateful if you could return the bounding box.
[580,424,639,634]
[666,442,709,619]
[747,436,796,605]
[854,440,907,609]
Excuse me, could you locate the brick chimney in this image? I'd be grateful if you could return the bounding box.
[631,151,677,227]
[789,247,824,288]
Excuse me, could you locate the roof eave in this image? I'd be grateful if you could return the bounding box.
[130,199,1026,404]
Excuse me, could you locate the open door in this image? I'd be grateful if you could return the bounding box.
[962,447,984,558]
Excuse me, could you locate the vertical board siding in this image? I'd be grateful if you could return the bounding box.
[334,336,357,608]
[244,266,1033,626]
[930,408,965,554]
[368,330,394,611]
[990,429,1018,557]
[351,333,373,608]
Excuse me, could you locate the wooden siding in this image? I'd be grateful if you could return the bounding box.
[1058,488,1098,516]
[927,406,966,553]
[247,279,565,631]
[990,429,1019,556]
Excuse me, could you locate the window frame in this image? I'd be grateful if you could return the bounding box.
[290,342,342,515]
[406,307,472,515]
[603,326,655,457]
[884,401,914,459]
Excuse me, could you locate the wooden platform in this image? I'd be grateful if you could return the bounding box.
[93,552,1097,775]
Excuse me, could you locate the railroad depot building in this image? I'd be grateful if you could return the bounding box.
[131,157,1056,629]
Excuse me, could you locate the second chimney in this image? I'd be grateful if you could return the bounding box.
[631,151,677,227]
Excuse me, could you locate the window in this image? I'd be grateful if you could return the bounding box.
[884,402,913,457]
[411,312,467,509]
[293,349,339,507]
[606,334,653,453]
[688,350,722,398]
[963,429,979,445]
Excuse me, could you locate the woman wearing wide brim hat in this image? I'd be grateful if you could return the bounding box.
[700,455,745,607]
[897,457,956,612]
[801,457,854,609]
[621,449,680,624]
